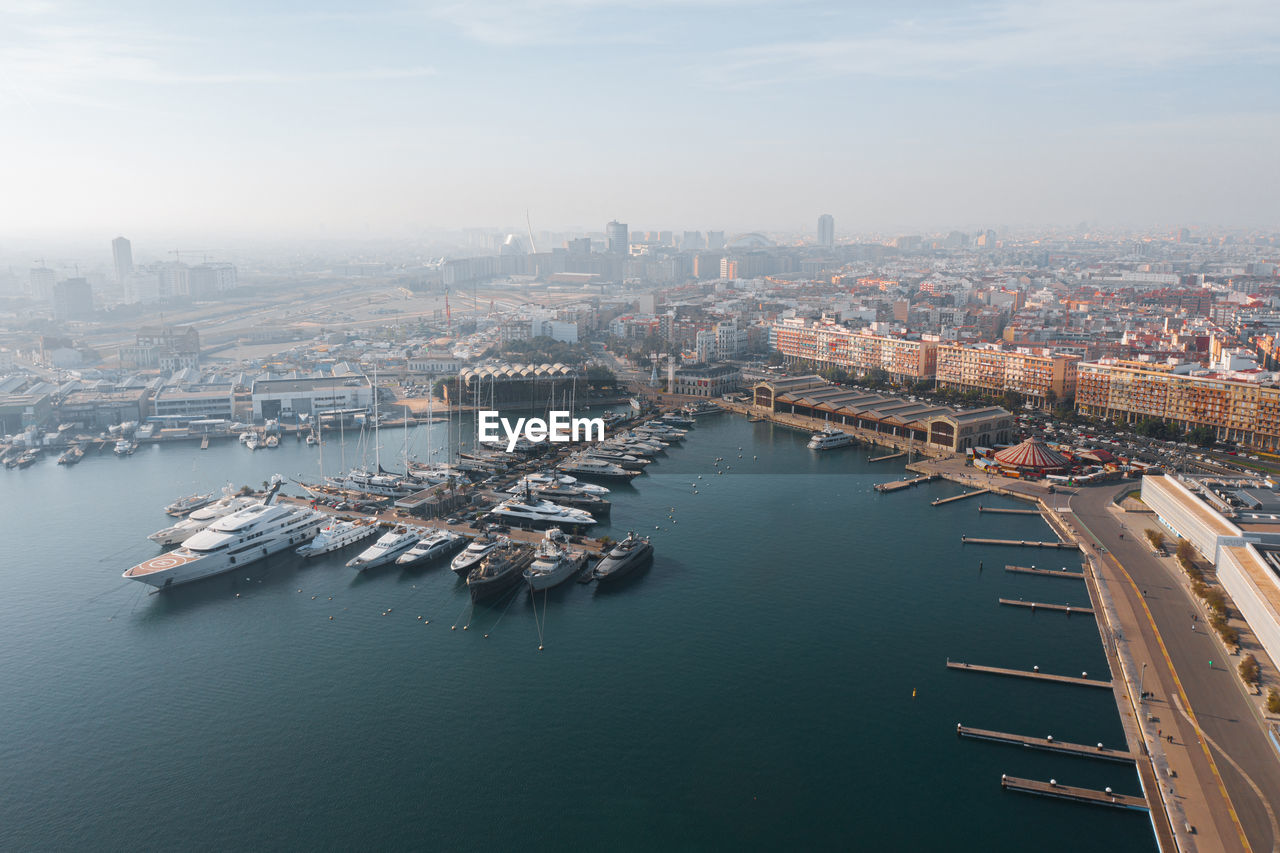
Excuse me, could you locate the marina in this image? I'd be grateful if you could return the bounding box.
[998,598,1095,615]
[0,405,1155,852]
[1001,775,1149,811]
[946,660,1113,689]
[1005,565,1085,580]
[961,536,1079,549]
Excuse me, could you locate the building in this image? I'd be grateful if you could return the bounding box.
[151,386,236,423]
[121,325,201,372]
[407,351,460,374]
[935,345,1079,406]
[772,319,938,384]
[112,236,133,282]
[0,390,52,433]
[750,375,1012,452]
[52,278,94,320]
[1075,360,1280,450]
[250,375,373,421]
[0,348,13,374]
[187,262,237,298]
[606,221,629,255]
[1141,475,1280,670]
[671,363,740,397]
[157,263,189,298]
[817,214,834,247]
[29,267,55,301]
[55,387,149,429]
[455,363,578,409]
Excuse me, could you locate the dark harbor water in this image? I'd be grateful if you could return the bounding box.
[0,414,1155,851]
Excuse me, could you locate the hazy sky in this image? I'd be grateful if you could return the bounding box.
[3,0,1278,238]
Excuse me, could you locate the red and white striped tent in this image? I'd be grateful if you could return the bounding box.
[992,437,1070,474]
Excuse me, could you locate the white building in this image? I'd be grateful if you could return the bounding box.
[408,351,460,374]
[250,376,372,421]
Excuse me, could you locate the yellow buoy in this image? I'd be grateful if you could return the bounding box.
[912,688,917,698]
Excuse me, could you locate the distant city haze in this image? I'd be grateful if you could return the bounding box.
[2,0,1279,237]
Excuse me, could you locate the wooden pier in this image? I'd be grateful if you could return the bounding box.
[957,725,1134,763]
[868,451,905,463]
[978,506,1040,515]
[946,660,1111,689]
[1001,775,1148,810]
[961,536,1077,549]
[932,488,991,506]
[1005,565,1084,580]
[999,598,1094,615]
[875,474,936,492]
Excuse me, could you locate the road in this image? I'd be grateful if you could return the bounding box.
[1071,484,1280,852]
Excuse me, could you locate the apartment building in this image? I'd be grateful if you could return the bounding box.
[936,345,1079,405]
[1076,359,1280,450]
[772,319,937,384]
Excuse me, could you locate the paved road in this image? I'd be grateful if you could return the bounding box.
[1072,484,1280,852]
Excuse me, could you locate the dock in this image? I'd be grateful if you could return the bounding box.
[978,506,1040,515]
[868,451,905,463]
[1005,564,1084,580]
[961,536,1077,549]
[932,488,991,506]
[999,598,1094,615]
[957,725,1134,763]
[875,474,936,492]
[946,660,1111,689]
[1001,775,1148,810]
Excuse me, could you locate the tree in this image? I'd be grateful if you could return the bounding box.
[1145,529,1166,550]
[585,365,616,390]
[1239,654,1260,686]
[1000,390,1025,411]
[1267,688,1280,715]
[1187,425,1216,447]
[431,377,449,399]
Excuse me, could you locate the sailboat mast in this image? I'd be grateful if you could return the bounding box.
[373,364,380,470]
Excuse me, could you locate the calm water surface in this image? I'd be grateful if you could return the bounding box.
[0,414,1155,851]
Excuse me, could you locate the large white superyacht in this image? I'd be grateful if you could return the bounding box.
[125,485,324,589]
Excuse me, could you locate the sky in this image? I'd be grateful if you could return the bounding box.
[2,0,1279,240]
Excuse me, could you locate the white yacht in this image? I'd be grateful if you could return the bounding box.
[295,518,378,557]
[239,431,255,444]
[395,528,464,566]
[149,494,260,545]
[523,529,587,590]
[558,457,640,480]
[807,427,855,451]
[346,526,419,570]
[450,534,506,576]
[165,492,217,517]
[245,434,261,451]
[125,492,324,588]
[326,467,422,499]
[113,439,136,456]
[510,473,609,495]
[489,497,596,530]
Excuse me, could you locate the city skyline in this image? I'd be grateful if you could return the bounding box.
[3,0,1279,238]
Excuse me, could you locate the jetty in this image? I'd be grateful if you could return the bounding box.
[999,598,1094,615]
[1005,565,1084,580]
[868,451,905,463]
[978,506,1040,515]
[1001,775,1147,810]
[957,725,1133,763]
[875,474,936,492]
[932,488,991,506]
[946,660,1111,689]
[961,536,1077,549]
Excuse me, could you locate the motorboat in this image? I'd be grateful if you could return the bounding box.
[346,526,420,571]
[149,494,260,545]
[57,445,84,465]
[125,485,324,588]
[558,456,641,480]
[592,532,653,582]
[523,529,587,591]
[395,528,464,566]
[467,542,534,601]
[450,533,506,576]
[113,440,136,456]
[165,492,217,517]
[489,496,596,530]
[245,434,261,451]
[295,518,379,557]
[807,427,855,451]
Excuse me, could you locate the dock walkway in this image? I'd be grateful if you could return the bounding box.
[875,474,936,492]
[999,598,1095,615]
[1005,565,1084,580]
[978,506,1040,515]
[868,451,905,463]
[1001,775,1148,810]
[946,660,1111,689]
[933,488,991,506]
[957,725,1133,762]
[961,536,1077,549]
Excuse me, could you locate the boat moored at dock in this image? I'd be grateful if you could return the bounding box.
[592,532,653,583]
[467,541,534,601]
[807,427,855,451]
[295,517,379,557]
[395,528,464,566]
[346,526,419,571]
[523,529,587,590]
